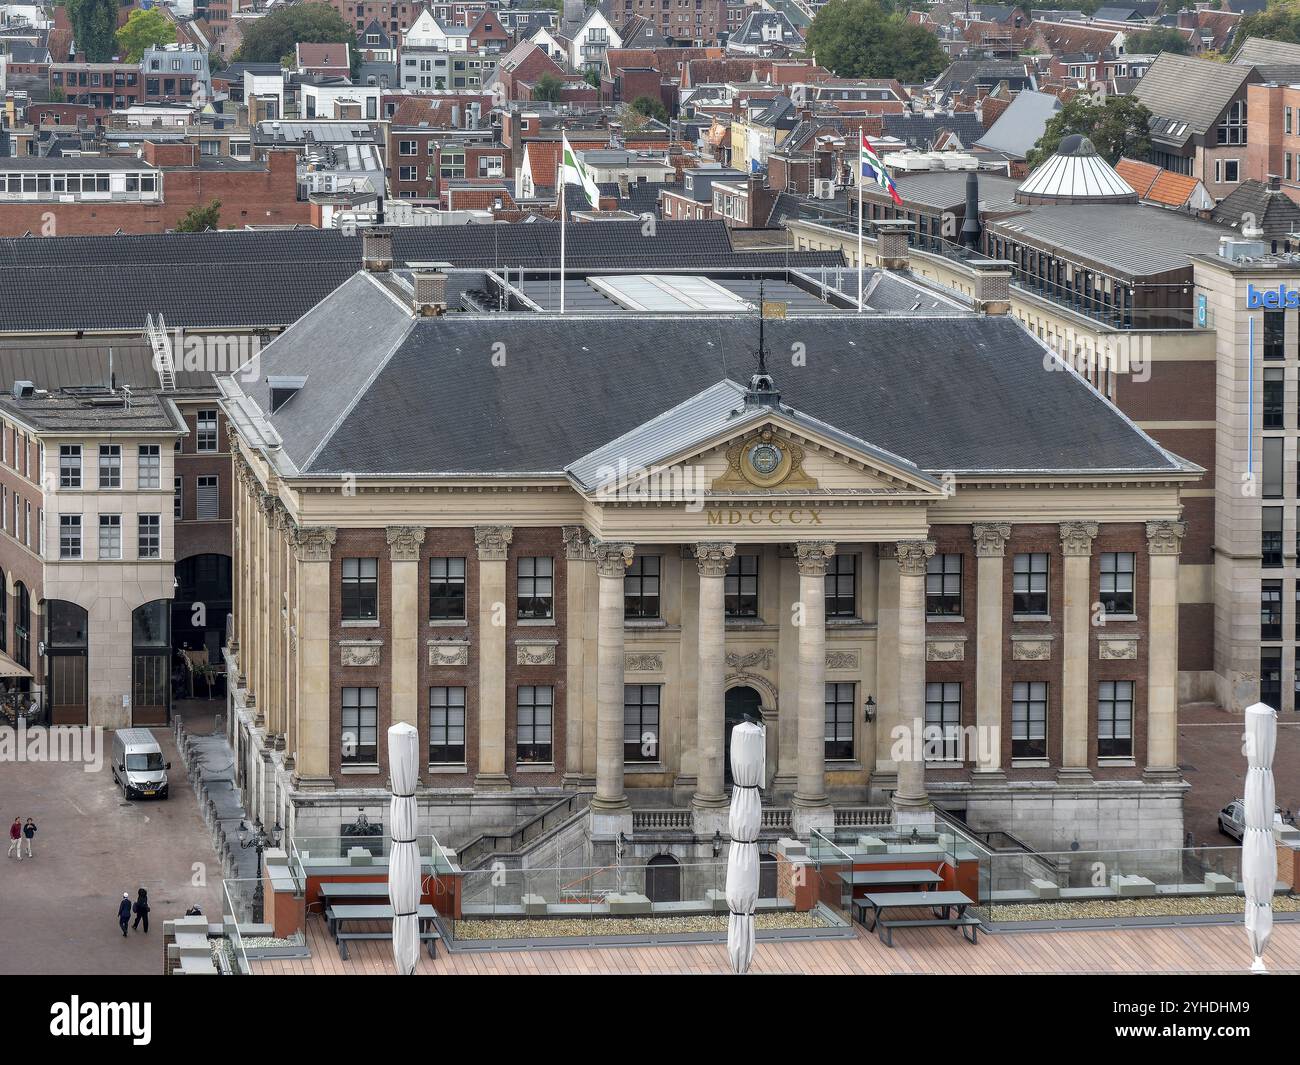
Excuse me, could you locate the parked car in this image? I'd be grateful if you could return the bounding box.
[111,728,171,800]
[1218,799,1291,841]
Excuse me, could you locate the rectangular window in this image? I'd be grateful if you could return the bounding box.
[824,682,855,760]
[825,553,856,618]
[429,557,466,620]
[1099,552,1135,616]
[428,686,466,764]
[1262,648,1282,709]
[341,686,378,763]
[1265,368,1286,429]
[342,557,379,620]
[624,555,660,619]
[1013,553,1049,615]
[98,444,121,488]
[59,515,81,559]
[624,683,660,762]
[1262,579,1283,641]
[516,685,553,763]
[924,681,961,761]
[1097,680,1134,758]
[59,444,81,488]
[925,553,962,617]
[138,514,161,559]
[1264,310,1285,360]
[1264,507,1284,567]
[196,408,219,452]
[517,556,553,620]
[1012,681,1048,760]
[138,445,160,489]
[1264,436,1284,498]
[725,554,759,617]
[196,475,218,519]
[174,476,182,519]
[98,514,121,559]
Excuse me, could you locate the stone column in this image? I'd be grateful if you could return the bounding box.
[591,541,634,833]
[873,545,900,780]
[474,524,512,790]
[792,540,835,836]
[561,527,595,788]
[1059,521,1098,781]
[774,547,800,790]
[893,539,935,822]
[692,541,734,833]
[972,523,1011,778]
[1145,520,1186,779]
[387,526,426,731]
[289,524,335,787]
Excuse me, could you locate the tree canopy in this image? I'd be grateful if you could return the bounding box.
[175,200,222,233]
[1123,26,1191,55]
[66,0,119,62]
[804,0,948,82]
[115,8,177,63]
[631,95,668,122]
[1025,95,1152,169]
[533,72,564,103]
[233,3,360,78]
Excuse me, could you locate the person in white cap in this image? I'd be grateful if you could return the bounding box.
[117,893,132,937]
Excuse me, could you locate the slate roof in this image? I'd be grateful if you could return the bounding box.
[233,272,1189,478]
[1232,35,1300,80]
[1211,180,1300,241]
[1133,53,1257,142]
[0,387,187,434]
[882,111,987,150]
[0,338,212,391]
[974,90,1061,159]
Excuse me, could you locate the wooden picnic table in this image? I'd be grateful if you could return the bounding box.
[325,903,441,961]
[854,890,979,948]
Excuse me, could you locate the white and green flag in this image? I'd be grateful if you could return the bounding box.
[561,132,602,209]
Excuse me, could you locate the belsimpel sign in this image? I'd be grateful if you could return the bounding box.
[1247,283,1300,309]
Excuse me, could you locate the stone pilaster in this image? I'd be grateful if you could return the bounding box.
[473,524,512,790]
[692,541,734,834]
[387,526,425,733]
[973,523,1011,779]
[873,544,900,781]
[1058,521,1098,781]
[561,527,595,787]
[792,540,835,837]
[591,540,634,819]
[893,539,935,823]
[1145,519,1186,780]
[289,524,335,787]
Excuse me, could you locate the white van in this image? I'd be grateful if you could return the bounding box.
[111,728,171,800]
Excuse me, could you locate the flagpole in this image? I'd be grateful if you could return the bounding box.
[857,133,864,313]
[559,133,566,316]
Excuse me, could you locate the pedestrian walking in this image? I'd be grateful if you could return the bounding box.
[117,893,131,937]
[20,818,35,859]
[132,888,150,933]
[6,818,19,859]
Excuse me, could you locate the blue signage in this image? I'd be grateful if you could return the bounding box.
[1247,283,1300,309]
[1197,292,1207,327]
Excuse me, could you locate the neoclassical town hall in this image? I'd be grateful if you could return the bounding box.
[221,263,1199,853]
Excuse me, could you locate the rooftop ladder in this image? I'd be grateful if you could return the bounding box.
[146,313,176,392]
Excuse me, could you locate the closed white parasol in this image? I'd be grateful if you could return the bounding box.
[726,720,766,974]
[387,722,421,975]
[1242,701,1277,973]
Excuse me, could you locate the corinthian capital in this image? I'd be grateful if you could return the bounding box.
[1059,521,1099,557]
[474,524,513,561]
[972,522,1011,557]
[386,525,426,561]
[1146,519,1187,556]
[795,540,836,576]
[894,539,936,577]
[694,541,736,578]
[592,540,635,578]
[290,524,336,563]
[562,526,593,561]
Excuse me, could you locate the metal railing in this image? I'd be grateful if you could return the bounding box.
[456,792,590,868]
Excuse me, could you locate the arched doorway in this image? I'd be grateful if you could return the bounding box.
[645,853,681,904]
[724,686,764,787]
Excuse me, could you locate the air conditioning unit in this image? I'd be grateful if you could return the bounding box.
[812,178,835,199]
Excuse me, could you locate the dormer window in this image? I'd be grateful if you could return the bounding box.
[268,376,307,413]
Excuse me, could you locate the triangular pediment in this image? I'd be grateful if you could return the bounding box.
[565,380,945,504]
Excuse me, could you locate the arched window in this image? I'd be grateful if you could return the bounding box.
[13,582,30,668]
[645,853,681,904]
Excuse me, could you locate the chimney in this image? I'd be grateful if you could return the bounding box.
[412,271,448,315]
[362,227,393,271]
[961,171,981,247]
[970,259,1012,315]
[873,218,915,271]
[1268,173,1282,193]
